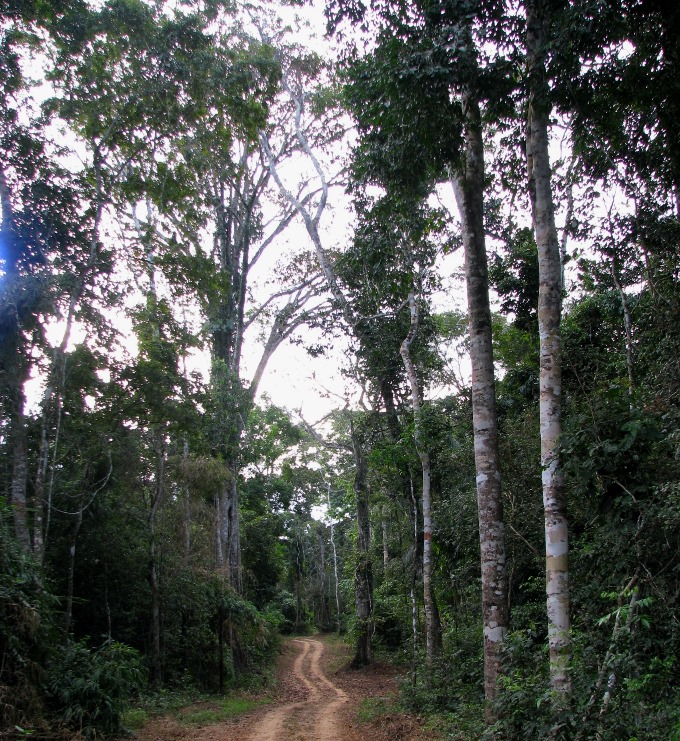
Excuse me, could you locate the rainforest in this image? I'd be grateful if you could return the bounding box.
[1,0,679,738]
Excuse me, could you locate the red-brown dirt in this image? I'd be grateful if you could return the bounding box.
[131,635,443,741]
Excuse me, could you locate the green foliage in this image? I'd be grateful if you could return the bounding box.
[489,227,539,333]
[268,591,299,635]
[3,0,680,736]
[0,503,52,732]
[123,688,268,731]
[491,625,680,741]
[491,630,561,740]
[356,695,396,723]
[178,696,266,726]
[45,638,144,738]
[400,621,484,717]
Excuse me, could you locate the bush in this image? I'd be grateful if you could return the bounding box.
[45,638,144,738]
[270,590,301,635]
[0,502,52,733]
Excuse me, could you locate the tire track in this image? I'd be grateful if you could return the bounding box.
[248,637,348,741]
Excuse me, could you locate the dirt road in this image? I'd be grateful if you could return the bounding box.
[247,637,348,740]
[134,635,442,741]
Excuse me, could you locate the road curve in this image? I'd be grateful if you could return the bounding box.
[248,637,348,741]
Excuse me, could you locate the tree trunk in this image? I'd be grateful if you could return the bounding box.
[328,484,342,632]
[381,504,390,567]
[610,257,635,399]
[350,421,373,667]
[226,474,242,592]
[182,439,191,561]
[63,502,84,638]
[216,465,241,592]
[9,401,31,554]
[295,537,304,632]
[148,428,165,686]
[410,476,419,687]
[400,293,440,669]
[452,90,508,713]
[526,0,571,697]
[317,530,327,626]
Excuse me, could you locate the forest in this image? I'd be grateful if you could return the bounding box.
[1,0,679,738]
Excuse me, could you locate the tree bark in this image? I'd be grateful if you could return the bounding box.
[318,529,327,626]
[451,90,508,713]
[328,483,342,632]
[400,293,440,669]
[9,399,31,553]
[525,0,571,697]
[350,420,373,666]
[63,501,83,638]
[409,475,420,687]
[148,427,165,686]
[182,438,191,561]
[381,504,390,567]
[610,257,635,399]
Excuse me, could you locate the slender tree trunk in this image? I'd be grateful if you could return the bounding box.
[182,439,191,561]
[104,561,112,640]
[33,417,51,563]
[400,293,440,669]
[409,470,420,687]
[9,401,31,553]
[215,492,224,569]
[328,484,342,632]
[318,531,327,626]
[63,502,84,638]
[381,504,390,567]
[526,0,571,697]
[149,428,165,686]
[218,602,225,694]
[451,90,508,713]
[610,258,635,399]
[350,421,373,666]
[228,479,242,592]
[295,537,304,632]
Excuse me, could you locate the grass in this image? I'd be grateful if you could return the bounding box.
[318,632,352,674]
[121,707,149,730]
[178,697,267,726]
[356,696,396,723]
[122,687,271,731]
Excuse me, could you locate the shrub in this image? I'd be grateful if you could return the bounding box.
[0,502,52,733]
[45,638,144,738]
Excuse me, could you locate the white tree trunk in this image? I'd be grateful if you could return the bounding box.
[400,293,439,668]
[451,89,507,712]
[526,0,571,696]
[328,483,342,632]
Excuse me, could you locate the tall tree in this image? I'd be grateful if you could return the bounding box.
[400,293,439,668]
[524,0,571,696]
[332,0,510,707]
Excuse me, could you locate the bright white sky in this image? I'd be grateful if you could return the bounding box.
[21,0,586,425]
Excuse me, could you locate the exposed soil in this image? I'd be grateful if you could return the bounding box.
[132,635,443,740]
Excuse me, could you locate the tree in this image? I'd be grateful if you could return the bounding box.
[332,0,509,708]
[525,0,571,697]
[400,294,439,668]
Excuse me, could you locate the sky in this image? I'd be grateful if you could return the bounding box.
[17,0,580,427]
